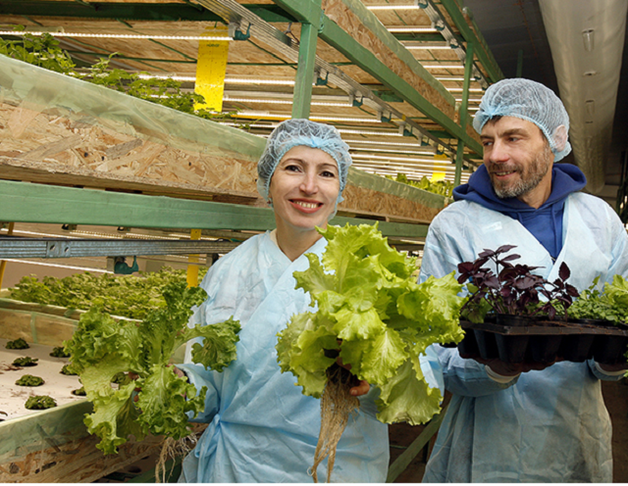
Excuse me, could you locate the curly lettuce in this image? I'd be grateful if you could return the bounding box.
[64,281,240,454]
[606,274,628,309]
[276,223,465,425]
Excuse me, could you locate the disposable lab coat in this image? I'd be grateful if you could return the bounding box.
[177,232,389,483]
[420,192,628,482]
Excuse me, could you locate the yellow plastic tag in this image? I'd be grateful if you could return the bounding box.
[195,28,229,112]
[432,153,449,182]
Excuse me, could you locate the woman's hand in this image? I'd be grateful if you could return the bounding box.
[349,378,370,397]
[336,356,370,397]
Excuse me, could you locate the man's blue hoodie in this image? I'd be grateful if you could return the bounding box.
[453,163,587,259]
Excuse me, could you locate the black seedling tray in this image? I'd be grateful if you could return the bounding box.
[456,317,628,365]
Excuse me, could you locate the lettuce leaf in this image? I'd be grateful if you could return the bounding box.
[606,274,628,309]
[276,223,465,425]
[64,280,240,453]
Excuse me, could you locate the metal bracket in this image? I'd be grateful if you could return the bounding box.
[45,240,72,258]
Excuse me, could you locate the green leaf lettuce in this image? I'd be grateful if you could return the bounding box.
[64,281,240,454]
[276,223,465,425]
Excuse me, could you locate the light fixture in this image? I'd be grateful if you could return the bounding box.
[138,73,195,82]
[435,76,467,81]
[232,111,381,124]
[138,74,298,86]
[367,5,419,10]
[219,123,418,140]
[337,128,405,137]
[343,139,431,148]
[4,259,113,273]
[0,30,232,41]
[447,87,485,93]
[350,147,436,156]
[225,77,296,86]
[403,45,452,50]
[387,27,438,33]
[422,64,465,69]
[351,153,452,165]
[223,96,352,107]
[454,98,483,103]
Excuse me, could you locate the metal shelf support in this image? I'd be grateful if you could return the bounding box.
[0,237,241,259]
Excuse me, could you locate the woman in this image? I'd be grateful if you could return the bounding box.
[177,119,389,483]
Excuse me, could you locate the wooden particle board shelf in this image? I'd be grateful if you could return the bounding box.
[0,55,448,229]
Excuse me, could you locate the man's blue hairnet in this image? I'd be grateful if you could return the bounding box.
[257,119,352,204]
[472,78,572,162]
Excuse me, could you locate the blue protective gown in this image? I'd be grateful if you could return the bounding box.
[177,232,389,483]
[420,192,628,483]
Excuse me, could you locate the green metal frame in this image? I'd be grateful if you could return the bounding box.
[439,0,503,83]
[273,0,483,156]
[336,0,455,105]
[386,407,446,482]
[292,1,322,119]
[454,42,475,186]
[0,180,429,238]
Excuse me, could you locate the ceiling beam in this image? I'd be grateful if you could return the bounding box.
[273,0,482,155]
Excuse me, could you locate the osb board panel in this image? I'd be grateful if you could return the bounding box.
[33,316,77,347]
[369,5,432,26]
[322,0,455,121]
[0,310,32,343]
[0,101,443,221]
[0,101,261,202]
[342,185,441,224]
[0,306,76,346]
[0,428,164,483]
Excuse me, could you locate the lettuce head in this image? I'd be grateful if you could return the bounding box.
[276,223,465,425]
[64,280,240,454]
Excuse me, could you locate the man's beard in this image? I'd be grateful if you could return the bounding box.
[491,145,553,199]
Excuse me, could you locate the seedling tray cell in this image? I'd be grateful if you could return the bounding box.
[473,329,498,360]
[559,334,596,362]
[494,334,529,364]
[529,334,562,364]
[457,319,628,366]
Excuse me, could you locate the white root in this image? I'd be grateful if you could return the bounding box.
[311,366,360,483]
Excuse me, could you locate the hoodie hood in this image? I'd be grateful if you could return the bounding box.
[453,163,587,259]
[454,163,586,210]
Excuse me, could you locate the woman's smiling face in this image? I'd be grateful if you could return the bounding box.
[268,145,340,236]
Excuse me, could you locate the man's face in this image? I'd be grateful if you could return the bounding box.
[480,117,554,208]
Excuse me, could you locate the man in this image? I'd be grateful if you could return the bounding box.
[420,78,628,482]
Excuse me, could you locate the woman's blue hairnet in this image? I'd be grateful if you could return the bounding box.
[257,119,352,205]
[472,78,572,162]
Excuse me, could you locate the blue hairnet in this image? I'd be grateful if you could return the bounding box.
[472,78,572,162]
[257,119,352,204]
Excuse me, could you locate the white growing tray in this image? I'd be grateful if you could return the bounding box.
[0,338,84,421]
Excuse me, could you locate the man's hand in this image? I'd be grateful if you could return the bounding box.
[597,362,628,373]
